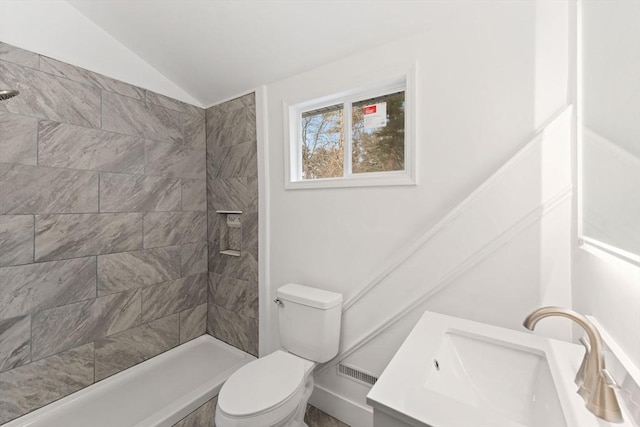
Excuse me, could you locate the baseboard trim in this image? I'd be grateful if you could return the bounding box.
[309,384,373,427]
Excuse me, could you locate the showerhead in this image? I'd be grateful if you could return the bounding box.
[0,90,20,101]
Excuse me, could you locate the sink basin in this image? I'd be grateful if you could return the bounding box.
[366,311,636,427]
[425,331,565,427]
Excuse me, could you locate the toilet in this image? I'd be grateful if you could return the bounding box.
[215,283,343,427]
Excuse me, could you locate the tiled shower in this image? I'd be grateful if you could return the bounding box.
[205,95,259,357]
[0,42,257,424]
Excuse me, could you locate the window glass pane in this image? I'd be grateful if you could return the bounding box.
[352,91,405,174]
[301,104,344,179]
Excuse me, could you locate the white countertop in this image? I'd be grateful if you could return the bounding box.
[367,311,637,427]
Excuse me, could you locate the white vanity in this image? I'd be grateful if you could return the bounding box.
[366,311,639,427]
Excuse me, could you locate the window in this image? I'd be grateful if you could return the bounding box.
[351,91,405,174]
[286,73,415,189]
[301,104,345,179]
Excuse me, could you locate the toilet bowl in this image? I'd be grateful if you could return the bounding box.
[215,283,343,427]
[215,351,315,427]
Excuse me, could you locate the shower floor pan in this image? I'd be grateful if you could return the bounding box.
[4,335,255,427]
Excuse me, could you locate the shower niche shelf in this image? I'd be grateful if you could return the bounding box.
[217,210,242,257]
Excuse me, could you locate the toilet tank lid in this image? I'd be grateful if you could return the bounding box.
[277,284,343,309]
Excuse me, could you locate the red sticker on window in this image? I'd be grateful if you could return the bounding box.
[363,105,377,115]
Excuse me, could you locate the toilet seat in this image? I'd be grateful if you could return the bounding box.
[217,351,316,426]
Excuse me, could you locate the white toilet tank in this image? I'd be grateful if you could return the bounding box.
[276,284,343,363]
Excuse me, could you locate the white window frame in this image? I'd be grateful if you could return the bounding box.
[284,67,417,190]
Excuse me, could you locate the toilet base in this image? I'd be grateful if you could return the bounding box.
[276,375,313,427]
[215,375,314,427]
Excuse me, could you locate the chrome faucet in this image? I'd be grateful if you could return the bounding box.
[523,306,623,423]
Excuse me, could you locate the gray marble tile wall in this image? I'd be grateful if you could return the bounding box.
[0,42,207,424]
[206,93,259,356]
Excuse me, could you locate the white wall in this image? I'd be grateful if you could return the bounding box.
[573,0,640,366]
[311,109,574,426]
[264,1,571,422]
[580,0,640,158]
[0,0,200,106]
[573,248,640,364]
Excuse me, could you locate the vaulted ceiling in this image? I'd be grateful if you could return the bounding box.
[67,1,442,107]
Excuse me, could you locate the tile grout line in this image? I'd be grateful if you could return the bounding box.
[100,88,104,130]
[141,211,146,250]
[1,106,223,152]
[180,178,184,213]
[4,55,140,102]
[19,308,188,380]
[32,115,40,266]
[35,119,40,166]
[0,55,202,114]
[2,210,206,217]
[14,249,215,357]
[0,103,198,148]
[18,270,206,324]
[139,288,143,339]
[31,214,36,266]
[2,244,187,265]
[95,255,99,299]
[7,237,205,267]
[97,173,101,213]
[29,310,33,365]
[179,237,184,279]
[93,342,96,385]
[0,57,100,96]
[1,153,206,179]
[29,282,201,363]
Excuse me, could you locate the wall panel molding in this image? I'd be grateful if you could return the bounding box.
[322,106,573,372]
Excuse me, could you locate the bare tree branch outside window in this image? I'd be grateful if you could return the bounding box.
[301,105,344,179]
[300,91,404,179]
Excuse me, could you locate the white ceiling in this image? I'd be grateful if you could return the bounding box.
[67,0,442,107]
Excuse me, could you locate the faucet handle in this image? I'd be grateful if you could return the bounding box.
[601,369,621,390]
[575,336,591,387]
[587,369,623,423]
